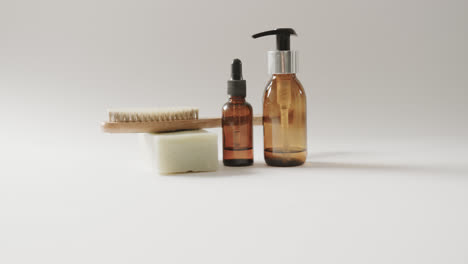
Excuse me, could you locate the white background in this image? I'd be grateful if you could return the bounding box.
[1,0,467,263]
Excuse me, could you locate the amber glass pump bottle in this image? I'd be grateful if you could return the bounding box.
[222,59,253,166]
[253,28,307,166]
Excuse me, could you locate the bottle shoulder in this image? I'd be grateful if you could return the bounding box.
[244,101,253,110]
[222,99,252,113]
[222,102,230,111]
[264,74,306,95]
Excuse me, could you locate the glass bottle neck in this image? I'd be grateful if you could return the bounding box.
[272,73,297,79]
[229,96,245,103]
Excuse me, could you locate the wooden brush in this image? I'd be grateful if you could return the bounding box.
[102,107,263,133]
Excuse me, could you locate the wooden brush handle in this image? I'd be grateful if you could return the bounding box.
[102,115,263,133]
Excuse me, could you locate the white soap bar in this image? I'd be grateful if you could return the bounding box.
[140,130,218,174]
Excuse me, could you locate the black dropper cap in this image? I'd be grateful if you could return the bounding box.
[252,28,297,50]
[227,58,246,97]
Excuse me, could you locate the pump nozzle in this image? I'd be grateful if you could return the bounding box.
[252,28,297,50]
[252,28,298,74]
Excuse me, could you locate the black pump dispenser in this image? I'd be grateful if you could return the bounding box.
[252,28,297,50]
[252,28,298,74]
[227,58,246,97]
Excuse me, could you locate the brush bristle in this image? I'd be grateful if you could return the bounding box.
[108,107,199,122]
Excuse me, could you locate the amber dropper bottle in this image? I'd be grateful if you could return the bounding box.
[253,28,307,166]
[222,59,253,166]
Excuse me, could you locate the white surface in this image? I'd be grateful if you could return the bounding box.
[140,130,218,174]
[1,0,468,263]
[1,133,467,264]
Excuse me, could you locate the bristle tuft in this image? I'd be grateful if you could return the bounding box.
[108,107,199,122]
